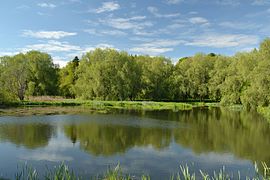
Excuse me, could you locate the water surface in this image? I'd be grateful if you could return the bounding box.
[0,108,269,179]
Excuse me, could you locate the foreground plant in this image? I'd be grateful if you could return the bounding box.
[12,162,270,180]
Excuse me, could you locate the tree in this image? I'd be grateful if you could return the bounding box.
[0,54,30,100]
[74,49,141,100]
[26,51,59,96]
[259,38,270,60]
[135,55,173,101]
[173,54,215,101]
[208,56,232,101]
[59,56,80,98]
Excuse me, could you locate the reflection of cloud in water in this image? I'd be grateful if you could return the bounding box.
[197,152,250,165]
[101,143,254,179]
[19,134,75,162]
[20,152,73,162]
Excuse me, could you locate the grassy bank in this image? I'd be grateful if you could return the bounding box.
[7,162,270,180]
[2,99,195,111]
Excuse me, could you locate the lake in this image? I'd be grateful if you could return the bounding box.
[0,107,269,179]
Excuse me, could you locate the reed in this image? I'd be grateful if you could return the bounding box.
[10,162,270,180]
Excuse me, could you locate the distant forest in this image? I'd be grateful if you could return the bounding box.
[1,38,270,110]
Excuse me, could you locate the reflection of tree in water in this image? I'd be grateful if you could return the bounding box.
[172,108,270,164]
[64,108,270,165]
[0,123,55,149]
[64,123,172,156]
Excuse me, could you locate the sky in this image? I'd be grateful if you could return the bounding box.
[0,0,270,67]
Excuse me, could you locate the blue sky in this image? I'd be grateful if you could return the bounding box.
[0,0,270,66]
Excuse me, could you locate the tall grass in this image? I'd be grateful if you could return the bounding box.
[8,100,194,111]
[9,162,270,180]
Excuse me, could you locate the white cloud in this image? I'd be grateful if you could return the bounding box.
[37,12,50,16]
[84,29,127,36]
[216,0,240,6]
[22,30,77,39]
[167,0,183,4]
[95,43,116,49]
[189,17,209,25]
[147,6,180,18]
[133,29,156,36]
[53,56,69,68]
[94,1,120,13]
[37,3,56,8]
[69,0,82,3]
[100,16,152,30]
[16,5,30,9]
[23,40,81,52]
[245,8,270,17]
[131,47,173,55]
[240,47,256,52]
[81,43,117,53]
[186,34,259,48]
[252,0,270,5]
[0,51,20,57]
[67,43,117,58]
[20,152,73,162]
[219,21,261,30]
[130,39,185,55]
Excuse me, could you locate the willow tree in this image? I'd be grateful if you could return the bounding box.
[74,48,141,100]
[26,51,59,96]
[59,56,80,98]
[0,54,30,100]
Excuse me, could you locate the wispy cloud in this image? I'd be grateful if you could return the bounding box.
[252,0,270,5]
[37,3,56,8]
[166,0,184,4]
[23,40,81,52]
[147,6,180,18]
[94,1,120,13]
[22,30,77,39]
[186,34,259,48]
[131,39,185,55]
[215,0,240,6]
[219,21,261,30]
[84,29,127,36]
[66,43,117,58]
[189,17,209,25]
[100,16,152,30]
[53,56,70,68]
[0,51,20,57]
[16,5,30,9]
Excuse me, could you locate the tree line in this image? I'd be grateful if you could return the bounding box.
[1,38,270,110]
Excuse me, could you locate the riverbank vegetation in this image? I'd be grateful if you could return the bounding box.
[1,39,270,115]
[2,100,193,111]
[9,162,270,180]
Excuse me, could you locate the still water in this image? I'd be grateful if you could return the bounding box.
[0,107,269,179]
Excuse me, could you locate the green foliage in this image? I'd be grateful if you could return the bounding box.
[174,54,216,101]
[44,163,78,180]
[1,38,270,112]
[0,51,59,101]
[135,55,173,100]
[26,51,59,96]
[15,163,38,180]
[10,162,270,180]
[59,56,80,98]
[0,54,30,100]
[74,49,141,100]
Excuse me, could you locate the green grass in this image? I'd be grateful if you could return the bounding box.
[3,100,195,111]
[7,162,270,180]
